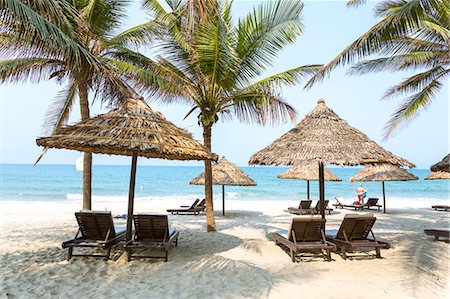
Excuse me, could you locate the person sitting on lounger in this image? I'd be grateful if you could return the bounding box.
[357,184,366,205]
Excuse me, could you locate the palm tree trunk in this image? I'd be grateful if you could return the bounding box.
[203,124,216,232]
[78,79,92,210]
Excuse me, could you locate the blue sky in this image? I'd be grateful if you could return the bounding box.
[0,0,448,169]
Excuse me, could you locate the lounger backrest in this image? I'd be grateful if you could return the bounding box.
[75,211,116,240]
[366,198,379,206]
[197,199,206,208]
[336,215,376,241]
[189,199,200,210]
[315,200,329,209]
[299,200,312,209]
[288,218,325,242]
[134,214,169,242]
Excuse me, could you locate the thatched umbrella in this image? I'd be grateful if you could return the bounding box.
[350,163,418,213]
[37,98,217,250]
[190,156,256,216]
[249,99,414,218]
[277,162,341,199]
[425,155,450,180]
[430,154,450,172]
[425,171,450,180]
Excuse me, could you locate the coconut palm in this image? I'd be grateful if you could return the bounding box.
[306,0,449,138]
[115,0,320,231]
[0,0,160,209]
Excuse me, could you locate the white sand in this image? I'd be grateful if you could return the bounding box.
[0,198,449,298]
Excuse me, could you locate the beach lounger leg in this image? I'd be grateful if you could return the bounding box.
[325,249,331,261]
[375,247,381,258]
[165,250,168,262]
[290,249,295,262]
[104,248,111,261]
[67,247,73,261]
[341,248,347,260]
[126,248,131,262]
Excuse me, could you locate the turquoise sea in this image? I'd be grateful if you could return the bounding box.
[0,164,448,202]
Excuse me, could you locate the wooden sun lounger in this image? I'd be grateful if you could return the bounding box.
[424,228,450,241]
[297,200,333,215]
[326,214,390,260]
[167,198,203,215]
[332,198,364,210]
[288,200,312,215]
[62,210,126,261]
[125,214,179,261]
[431,205,450,212]
[273,218,336,262]
[364,198,382,211]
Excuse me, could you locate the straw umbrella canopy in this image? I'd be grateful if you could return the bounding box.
[190,156,256,215]
[249,99,414,218]
[277,162,341,199]
[351,163,418,213]
[430,154,450,172]
[36,98,217,251]
[425,171,450,180]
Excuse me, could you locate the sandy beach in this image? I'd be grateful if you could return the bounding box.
[1,198,448,298]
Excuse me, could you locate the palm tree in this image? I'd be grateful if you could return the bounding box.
[0,0,160,209]
[306,0,449,138]
[116,0,320,231]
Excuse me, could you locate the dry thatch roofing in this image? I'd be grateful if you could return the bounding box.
[190,156,256,186]
[36,98,217,161]
[249,99,414,167]
[430,154,450,172]
[425,171,450,180]
[351,163,418,182]
[277,162,341,181]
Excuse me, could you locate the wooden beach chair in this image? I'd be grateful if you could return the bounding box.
[62,210,126,261]
[125,214,179,261]
[301,200,333,215]
[332,197,363,211]
[326,214,390,260]
[287,200,312,214]
[364,198,382,211]
[431,205,450,212]
[424,228,450,241]
[194,198,206,213]
[167,198,202,215]
[273,218,336,262]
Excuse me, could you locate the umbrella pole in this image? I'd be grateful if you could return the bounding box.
[318,162,325,219]
[307,180,310,199]
[126,153,138,244]
[222,185,225,216]
[382,181,386,214]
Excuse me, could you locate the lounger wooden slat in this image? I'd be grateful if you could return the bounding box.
[62,211,126,261]
[326,214,390,260]
[125,214,179,261]
[273,218,336,262]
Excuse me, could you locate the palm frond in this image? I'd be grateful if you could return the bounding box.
[383,76,443,138]
[1,0,98,67]
[0,58,64,83]
[235,0,304,85]
[108,20,163,48]
[42,81,77,135]
[382,66,449,99]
